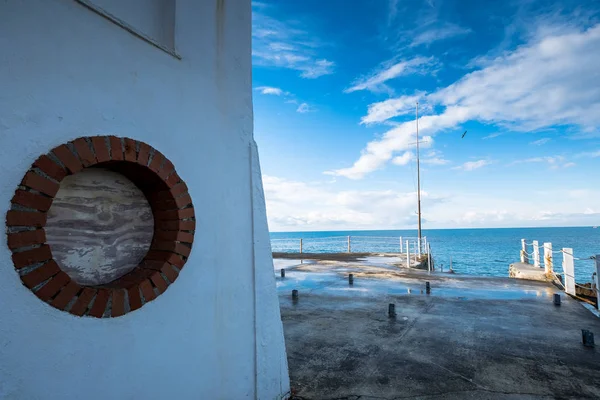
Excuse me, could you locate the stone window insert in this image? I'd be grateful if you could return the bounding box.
[75,0,179,59]
[6,136,195,318]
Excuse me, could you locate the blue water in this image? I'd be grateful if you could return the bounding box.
[270,227,600,282]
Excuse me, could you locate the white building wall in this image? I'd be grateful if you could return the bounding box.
[0,1,289,399]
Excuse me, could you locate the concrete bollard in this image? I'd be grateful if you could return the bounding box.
[388,303,396,318]
[582,329,595,348]
[348,274,354,285]
[281,268,285,278]
[553,293,561,306]
[425,281,431,294]
[292,289,298,300]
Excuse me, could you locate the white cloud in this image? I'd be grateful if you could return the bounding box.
[331,24,600,179]
[345,57,434,94]
[300,59,335,79]
[296,103,313,113]
[263,175,442,231]
[252,8,334,78]
[393,148,448,167]
[263,175,600,230]
[422,150,450,165]
[387,0,400,25]
[392,151,413,165]
[325,134,433,179]
[360,93,426,125]
[430,24,600,130]
[530,138,551,145]
[482,133,502,140]
[410,23,472,47]
[510,155,574,169]
[255,86,285,96]
[576,149,600,158]
[452,159,491,171]
[423,158,449,166]
[514,156,554,164]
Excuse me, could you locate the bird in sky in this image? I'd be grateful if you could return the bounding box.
[461,130,467,139]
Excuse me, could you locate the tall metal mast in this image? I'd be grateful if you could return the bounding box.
[416,102,422,246]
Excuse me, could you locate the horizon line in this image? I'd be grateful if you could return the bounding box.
[269,225,596,234]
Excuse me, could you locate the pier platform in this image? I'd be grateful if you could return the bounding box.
[509,262,552,282]
[275,257,600,399]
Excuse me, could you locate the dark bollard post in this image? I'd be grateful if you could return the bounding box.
[349,274,354,285]
[292,289,298,300]
[388,303,396,318]
[281,268,285,278]
[582,330,595,348]
[553,293,561,306]
[425,281,431,294]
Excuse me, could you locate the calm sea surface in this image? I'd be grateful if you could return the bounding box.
[270,227,600,282]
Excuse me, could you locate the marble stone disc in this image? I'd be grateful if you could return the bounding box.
[45,168,154,286]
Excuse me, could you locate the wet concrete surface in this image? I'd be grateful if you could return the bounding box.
[276,258,600,399]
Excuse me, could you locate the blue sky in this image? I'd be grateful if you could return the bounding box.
[251,0,600,232]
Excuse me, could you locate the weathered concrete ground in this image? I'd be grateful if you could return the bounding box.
[276,258,600,399]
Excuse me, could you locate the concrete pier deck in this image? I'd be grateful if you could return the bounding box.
[275,257,600,399]
[509,262,551,282]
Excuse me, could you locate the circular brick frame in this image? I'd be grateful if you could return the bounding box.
[5,136,195,318]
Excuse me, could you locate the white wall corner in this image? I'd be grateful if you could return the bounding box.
[250,140,291,399]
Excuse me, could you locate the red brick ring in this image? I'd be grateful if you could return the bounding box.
[5,136,195,318]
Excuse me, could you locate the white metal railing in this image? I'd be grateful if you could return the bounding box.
[519,238,599,308]
[271,235,427,255]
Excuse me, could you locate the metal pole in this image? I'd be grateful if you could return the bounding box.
[417,237,421,257]
[347,236,351,253]
[416,102,422,247]
[562,248,576,296]
[533,240,540,268]
[544,243,553,275]
[406,240,410,268]
[300,238,303,254]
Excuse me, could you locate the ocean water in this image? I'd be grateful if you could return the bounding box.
[270,227,600,282]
